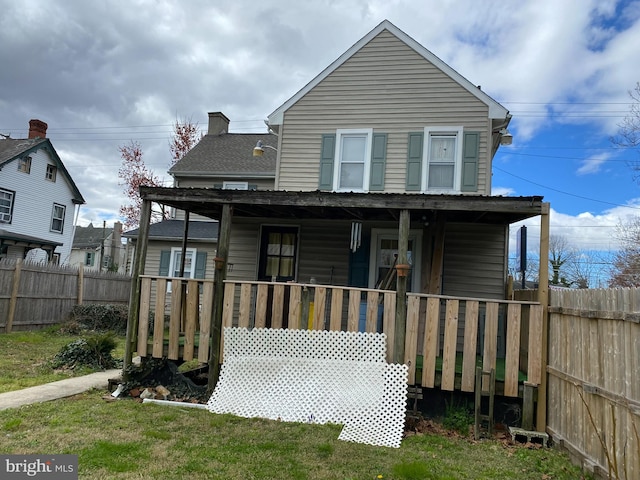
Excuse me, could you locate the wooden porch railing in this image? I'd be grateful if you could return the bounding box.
[132,277,543,397]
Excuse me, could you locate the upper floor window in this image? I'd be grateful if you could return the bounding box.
[223,181,249,190]
[423,127,463,193]
[18,156,31,174]
[0,189,14,223]
[334,129,373,192]
[406,128,479,193]
[46,164,57,182]
[319,131,387,193]
[51,203,65,233]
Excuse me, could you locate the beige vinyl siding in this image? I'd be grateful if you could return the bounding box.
[276,30,492,194]
[441,223,508,299]
[226,219,352,285]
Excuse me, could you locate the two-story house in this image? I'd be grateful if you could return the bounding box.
[70,221,127,272]
[126,21,550,422]
[138,20,545,297]
[0,120,85,263]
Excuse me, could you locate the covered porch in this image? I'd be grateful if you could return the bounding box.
[124,188,550,430]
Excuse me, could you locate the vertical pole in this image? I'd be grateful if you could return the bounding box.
[536,203,550,432]
[6,258,22,333]
[394,209,410,364]
[123,199,152,378]
[77,265,84,305]
[179,212,190,331]
[208,204,232,394]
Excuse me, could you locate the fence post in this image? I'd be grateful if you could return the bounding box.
[6,259,23,333]
[77,264,84,305]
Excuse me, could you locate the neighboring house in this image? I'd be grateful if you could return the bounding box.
[0,120,85,263]
[125,112,275,280]
[123,219,218,284]
[70,221,126,273]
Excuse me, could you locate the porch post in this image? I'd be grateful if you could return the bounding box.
[536,202,550,431]
[123,198,152,378]
[207,203,232,394]
[394,209,410,364]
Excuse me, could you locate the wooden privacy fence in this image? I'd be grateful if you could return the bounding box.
[0,258,131,332]
[134,277,543,399]
[547,288,640,480]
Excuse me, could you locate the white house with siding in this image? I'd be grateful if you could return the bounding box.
[0,119,85,263]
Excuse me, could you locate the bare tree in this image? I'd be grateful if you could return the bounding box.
[611,82,640,182]
[609,216,640,287]
[118,119,202,229]
[549,235,575,287]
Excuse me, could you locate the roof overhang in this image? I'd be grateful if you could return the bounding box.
[0,230,63,250]
[139,187,545,225]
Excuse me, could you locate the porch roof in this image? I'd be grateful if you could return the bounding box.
[139,187,545,224]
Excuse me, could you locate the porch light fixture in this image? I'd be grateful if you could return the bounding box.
[253,140,277,157]
[499,128,513,146]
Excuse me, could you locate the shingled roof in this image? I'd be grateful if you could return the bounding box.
[168,132,277,177]
[123,219,219,242]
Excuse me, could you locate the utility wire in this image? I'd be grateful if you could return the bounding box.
[493,165,640,211]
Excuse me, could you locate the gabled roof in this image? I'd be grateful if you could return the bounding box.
[123,219,219,242]
[0,137,85,204]
[169,133,277,177]
[268,20,509,125]
[72,223,113,249]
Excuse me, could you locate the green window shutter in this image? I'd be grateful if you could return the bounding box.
[159,250,170,276]
[318,134,336,191]
[461,132,480,192]
[369,133,387,191]
[406,132,423,191]
[195,252,207,279]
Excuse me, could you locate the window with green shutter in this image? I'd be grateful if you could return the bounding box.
[318,130,387,192]
[405,127,479,193]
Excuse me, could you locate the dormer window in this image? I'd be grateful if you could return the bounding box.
[46,164,57,182]
[18,156,31,174]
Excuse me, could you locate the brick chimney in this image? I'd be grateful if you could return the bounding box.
[28,119,48,139]
[207,112,229,135]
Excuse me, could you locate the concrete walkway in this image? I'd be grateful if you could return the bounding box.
[0,369,122,411]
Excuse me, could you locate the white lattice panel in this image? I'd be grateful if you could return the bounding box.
[223,327,387,363]
[207,328,408,448]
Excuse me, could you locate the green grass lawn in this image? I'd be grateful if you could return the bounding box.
[0,329,125,394]
[0,329,590,479]
[0,389,589,480]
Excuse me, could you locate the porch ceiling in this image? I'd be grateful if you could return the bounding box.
[140,187,545,225]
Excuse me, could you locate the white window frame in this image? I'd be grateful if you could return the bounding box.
[18,156,31,174]
[368,228,422,293]
[167,247,197,292]
[223,181,249,190]
[50,204,65,233]
[46,164,57,182]
[0,188,14,223]
[422,126,464,193]
[333,128,373,193]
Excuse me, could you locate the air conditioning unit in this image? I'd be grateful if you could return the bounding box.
[0,213,11,223]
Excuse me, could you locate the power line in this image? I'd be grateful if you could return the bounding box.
[494,165,640,211]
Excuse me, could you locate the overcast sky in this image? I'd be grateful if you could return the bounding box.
[2,0,640,279]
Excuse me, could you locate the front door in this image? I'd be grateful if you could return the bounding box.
[369,229,421,292]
